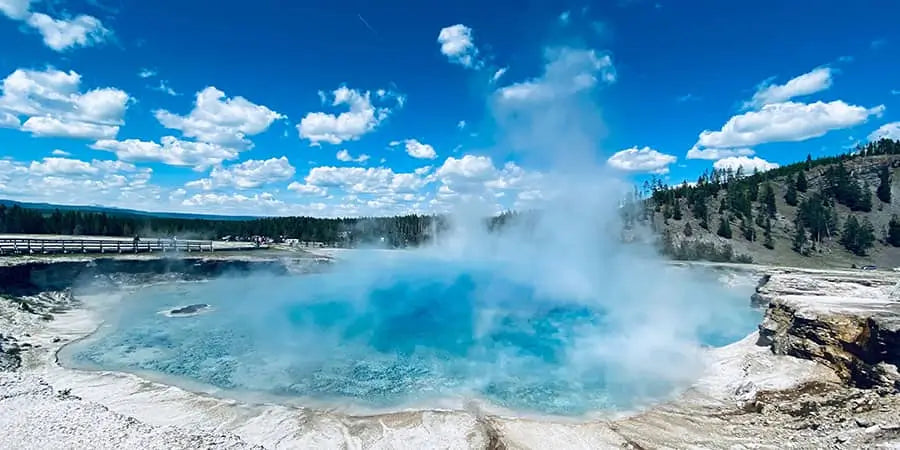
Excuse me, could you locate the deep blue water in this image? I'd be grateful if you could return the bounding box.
[65,256,760,416]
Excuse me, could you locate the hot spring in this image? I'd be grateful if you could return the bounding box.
[61,250,761,417]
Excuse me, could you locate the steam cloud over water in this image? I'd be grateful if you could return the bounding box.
[64,45,761,416]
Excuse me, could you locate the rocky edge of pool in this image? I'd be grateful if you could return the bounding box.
[1,255,899,449]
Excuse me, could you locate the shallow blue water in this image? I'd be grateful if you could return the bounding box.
[65,256,760,416]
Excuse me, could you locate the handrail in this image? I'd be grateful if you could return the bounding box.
[0,237,220,255]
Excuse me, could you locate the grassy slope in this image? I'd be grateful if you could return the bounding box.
[654,154,900,270]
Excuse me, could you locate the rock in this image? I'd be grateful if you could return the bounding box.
[169,303,210,316]
[51,337,61,343]
[755,271,900,392]
[856,418,873,428]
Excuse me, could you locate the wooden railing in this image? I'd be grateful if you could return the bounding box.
[0,238,215,255]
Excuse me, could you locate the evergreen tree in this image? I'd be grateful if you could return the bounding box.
[796,170,808,192]
[762,183,777,217]
[763,217,774,249]
[683,221,693,237]
[840,215,876,256]
[888,215,900,247]
[784,178,798,206]
[792,223,808,254]
[672,199,682,220]
[877,165,891,203]
[717,216,733,239]
[740,215,756,241]
[805,154,813,170]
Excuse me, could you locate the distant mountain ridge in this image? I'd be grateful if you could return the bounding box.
[0,199,258,222]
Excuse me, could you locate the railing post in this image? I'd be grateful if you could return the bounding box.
[61,241,65,253]
[27,239,31,253]
[81,240,85,253]
[41,241,45,254]
[100,241,103,253]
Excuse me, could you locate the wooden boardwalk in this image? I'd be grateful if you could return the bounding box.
[0,237,216,255]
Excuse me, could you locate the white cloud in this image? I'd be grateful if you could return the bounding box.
[491,67,508,84]
[0,156,154,207]
[869,122,900,142]
[336,149,370,163]
[686,146,755,160]
[298,85,402,145]
[696,101,884,149]
[181,191,283,209]
[287,182,326,196]
[152,80,179,96]
[0,1,110,52]
[186,157,296,190]
[26,13,110,51]
[0,111,20,128]
[745,67,833,109]
[713,156,779,173]
[0,67,130,139]
[21,116,118,139]
[155,86,284,148]
[305,166,429,194]
[495,47,615,104]
[457,120,466,129]
[607,146,676,174]
[437,24,481,69]
[0,0,30,20]
[138,68,156,79]
[402,139,437,159]
[91,136,239,170]
[559,10,571,24]
[50,149,70,156]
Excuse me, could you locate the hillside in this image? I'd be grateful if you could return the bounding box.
[636,139,900,269]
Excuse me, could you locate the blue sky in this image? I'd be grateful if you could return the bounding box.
[0,0,898,217]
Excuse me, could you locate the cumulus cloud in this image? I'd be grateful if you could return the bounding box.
[713,156,779,173]
[0,67,130,139]
[91,136,239,170]
[495,47,615,104]
[155,86,284,148]
[185,157,296,190]
[0,0,30,19]
[287,181,326,196]
[181,191,283,209]
[0,156,154,207]
[152,80,179,96]
[607,146,676,174]
[26,13,110,51]
[869,122,900,142]
[686,146,755,160]
[401,139,437,159]
[0,0,110,51]
[298,85,402,145]
[437,24,481,69]
[745,67,833,109]
[696,100,884,149]
[138,68,156,79]
[336,149,370,163]
[50,149,70,156]
[305,166,429,194]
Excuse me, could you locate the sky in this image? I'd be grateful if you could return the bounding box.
[0,0,899,217]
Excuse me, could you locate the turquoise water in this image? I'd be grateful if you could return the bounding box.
[65,255,760,416]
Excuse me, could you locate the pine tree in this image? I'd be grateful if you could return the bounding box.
[841,215,876,256]
[683,221,693,237]
[784,178,798,206]
[717,216,733,239]
[740,215,755,241]
[762,183,777,217]
[796,170,808,193]
[792,223,807,254]
[888,215,900,247]
[877,165,891,203]
[672,199,682,220]
[763,217,774,249]
[805,154,813,170]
